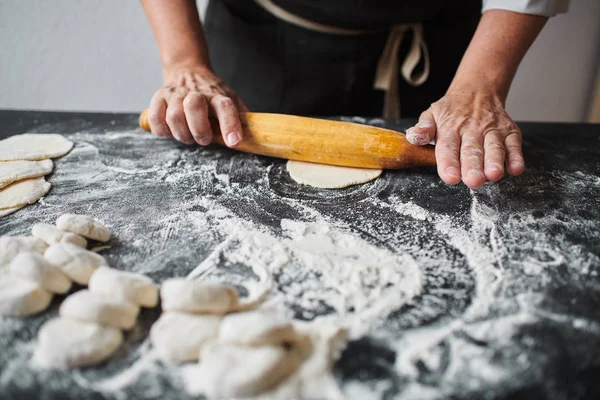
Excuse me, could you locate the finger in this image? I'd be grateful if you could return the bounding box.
[505,129,525,176]
[406,108,436,145]
[483,131,506,182]
[165,95,195,145]
[210,94,243,148]
[183,92,213,146]
[148,93,171,138]
[460,131,486,189]
[435,129,462,185]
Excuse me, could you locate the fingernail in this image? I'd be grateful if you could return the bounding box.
[510,161,524,170]
[197,136,212,146]
[227,132,240,146]
[406,129,430,145]
[486,164,503,173]
[445,166,460,178]
[466,170,484,180]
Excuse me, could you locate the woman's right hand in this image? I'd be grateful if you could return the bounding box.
[147,64,249,147]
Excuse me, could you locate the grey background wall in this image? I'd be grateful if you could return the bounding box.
[0,0,598,122]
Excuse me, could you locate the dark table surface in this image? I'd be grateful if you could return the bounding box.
[0,110,599,400]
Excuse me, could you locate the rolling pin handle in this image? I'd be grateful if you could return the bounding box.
[139,109,151,132]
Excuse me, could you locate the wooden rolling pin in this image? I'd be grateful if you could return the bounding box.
[139,110,436,169]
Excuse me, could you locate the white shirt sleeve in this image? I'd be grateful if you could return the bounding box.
[482,0,570,17]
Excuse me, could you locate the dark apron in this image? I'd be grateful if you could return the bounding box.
[204,0,482,118]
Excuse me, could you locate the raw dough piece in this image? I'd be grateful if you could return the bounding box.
[0,159,53,189]
[0,177,51,209]
[183,343,301,397]
[89,266,158,308]
[56,214,110,242]
[0,133,73,161]
[219,310,297,346]
[160,279,239,314]
[59,289,139,330]
[32,223,87,247]
[286,160,382,189]
[0,236,48,272]
[33,317,123,369]
[0,206,23,218]
[9,252,71,294]
[150,312,221,362]
[0,276,53,316]
[44,243,108,285]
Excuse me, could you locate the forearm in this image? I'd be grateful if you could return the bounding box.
[140,0,211,76]
[448,10,547,103]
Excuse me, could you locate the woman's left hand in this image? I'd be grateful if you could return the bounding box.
[405,87,525,189]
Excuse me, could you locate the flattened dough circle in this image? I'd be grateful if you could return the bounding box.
[286,160,382,189]
[0,134,73,161]
[0,159,53,189]
[0,177,51,209]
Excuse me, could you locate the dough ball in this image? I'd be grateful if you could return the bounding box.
[59,289,139,330]
[183,343,301,397]
[0,177,51,209]
[0,206,24,218]
[0,159,53,189]
[33,317,123,369]
[32,223,87,248]
[0,276,53,316]
[89,266,158,308]
[219,309,297,346]
[0,133,73,161]
[56,214,110,242]
[9,252,71,294]
[44,243,107,285]
[160,279,239,314]
[150,312,221,362]
[0,236,48,272]
[286,160,382,189]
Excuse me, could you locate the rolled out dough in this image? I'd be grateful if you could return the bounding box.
[286,160,382,189]
[0,159,53,189]
[0,206,23,218]
[0,134,73,161]
[0,177,51,209]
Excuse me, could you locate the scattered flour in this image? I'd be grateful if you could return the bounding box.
[1,126,598,400]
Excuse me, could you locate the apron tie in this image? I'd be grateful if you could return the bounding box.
[254,0,430,118]
[374,24,430,118]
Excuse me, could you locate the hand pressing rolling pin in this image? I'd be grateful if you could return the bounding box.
[140,0,569,189]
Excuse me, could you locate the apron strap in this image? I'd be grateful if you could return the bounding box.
[374,24,430,118]
[254,0,430,118]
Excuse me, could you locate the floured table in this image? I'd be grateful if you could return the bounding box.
[0,110,599,400]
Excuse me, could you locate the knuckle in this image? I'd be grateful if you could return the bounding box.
[486,142,506,152]
[437,141,458,153]
[165,108,184,126]
[183,93,204,109]
[148,112,163,128]
[214,96,235,109]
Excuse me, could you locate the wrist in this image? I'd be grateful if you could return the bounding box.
[162,62,212,84]
[448,73,511,105]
